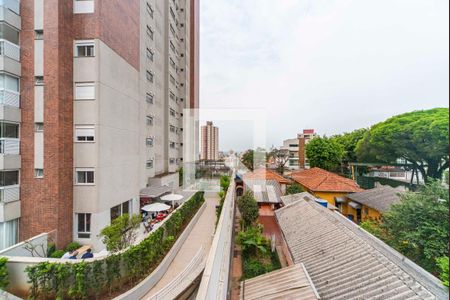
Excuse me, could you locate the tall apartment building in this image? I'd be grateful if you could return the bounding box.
[281,139,300,170]
[200,121,219,161]
[298,129,316,169]
[0,0,199,251]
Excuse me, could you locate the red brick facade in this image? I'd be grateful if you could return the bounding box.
[19,0,140,248]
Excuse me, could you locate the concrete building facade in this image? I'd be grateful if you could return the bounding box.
[0,0,199,251]
[200,121,219,161]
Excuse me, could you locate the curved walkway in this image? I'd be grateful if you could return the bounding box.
[142,194,219,299]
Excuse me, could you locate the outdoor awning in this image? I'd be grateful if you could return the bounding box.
[140,185,172,198]
[161,194,184,202]
[141,203,171,212]
[348,201,362,209]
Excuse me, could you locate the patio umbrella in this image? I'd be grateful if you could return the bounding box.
[141,203,171,212]
[161,194,184,203]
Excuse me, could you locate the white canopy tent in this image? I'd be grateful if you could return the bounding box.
[141,203,171,212]
[160,194,184,206]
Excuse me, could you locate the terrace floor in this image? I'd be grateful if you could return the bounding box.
[142,194,219,299]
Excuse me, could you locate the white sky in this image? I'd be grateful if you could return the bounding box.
[199,0,449,152]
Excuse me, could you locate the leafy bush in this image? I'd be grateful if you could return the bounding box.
[65,242,82,253]
[0,257,8,290]
[220,175,231,193]
[237,191,259,228]
[100,214,141,252]
[286,183,304,195]
[47,242,56,258]
[437,257,449,287]
[50,250,66,259]
[25,192,205,299]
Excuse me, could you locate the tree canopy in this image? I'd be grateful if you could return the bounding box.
[331,128,368,163]
[237,191,259,228]
[305,136,344,171]
[356,108,449,181]
[286,183,305,195]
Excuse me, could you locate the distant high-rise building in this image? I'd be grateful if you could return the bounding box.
[0,0,199,251]
[298,129,317,169]
[201,121,219,161]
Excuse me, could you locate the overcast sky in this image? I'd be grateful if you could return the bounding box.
[199,0,449,152]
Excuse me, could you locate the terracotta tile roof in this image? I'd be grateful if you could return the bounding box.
[243,168,292,185]
[291,168,363,193]
[275,199,448,300]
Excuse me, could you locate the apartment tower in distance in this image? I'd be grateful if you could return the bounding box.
[200,121,219,161]
[0,0,199,251]
[298,129,316,169]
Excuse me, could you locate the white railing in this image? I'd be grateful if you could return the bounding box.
[0,0,20,15]
[149,246,204,300]
[0,89,20,108]
[0,138,20,155]
[196,175,236,300]
[0,185,20,203]
[0,39,20,61]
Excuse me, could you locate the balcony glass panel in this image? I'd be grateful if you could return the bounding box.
[0,0,20,15]
[0,23,19,45]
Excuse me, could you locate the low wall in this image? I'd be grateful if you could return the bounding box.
[0,233,48,257]
[113,200,207,300]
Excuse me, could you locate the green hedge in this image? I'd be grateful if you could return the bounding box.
[25,192,205,300]
[0,257,8,290]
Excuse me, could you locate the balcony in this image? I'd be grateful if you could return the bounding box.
[0,185,19,204]
[0,0,20,15]
[0,39,20,61]
[0,89,20,108]
[0,138,19,155]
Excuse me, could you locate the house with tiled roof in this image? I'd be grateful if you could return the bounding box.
[244,168,292,194]
[290,167,363,205]
[275,198,449,300]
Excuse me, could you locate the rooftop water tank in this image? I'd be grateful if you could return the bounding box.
[315,199,328,208]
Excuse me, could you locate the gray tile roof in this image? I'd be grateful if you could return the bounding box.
[281,192,318,206]
[275,199,448,300]
[347,185,404,213]
[240,264,320,300]
[245,179,282,204]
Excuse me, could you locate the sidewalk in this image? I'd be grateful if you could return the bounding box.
[142,195,219,299]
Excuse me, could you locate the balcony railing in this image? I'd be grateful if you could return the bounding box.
[0,138,19,155]
[0,89,20,108]
[0,185,19,203]
[0,39,20,61]
[0,0,20,15]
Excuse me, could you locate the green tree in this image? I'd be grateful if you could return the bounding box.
[220,175,231,193]
[331,128,368,163]
[241,150,254,171]
[100,214,142,252]
[305,136,344,171]
[237,191,259,228]
[381,182,449,274]
[356,108,449,182]
[286,183,305,195]
[237,225,269,257]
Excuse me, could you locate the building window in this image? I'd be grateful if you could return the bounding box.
[0,171,19,187]
[34,169,44,178]
[75,41,95,57]
[77,213,91,239]
[146,93,154,104]
[74,0,95,14]
[146,71,154,83]
[147,3,154,18]
[170,142,176,149]
[0,23,20,45]
[110,200,132,222]
[34,123,44,132]
[75,82,95,100]
[169,158,176,165]
[35,30,44,40]
[34,76,44,86]
[170,108,176,117]
[146,137,154,147]
[147,48,154,62]
[170,41,176,53]
[170,125,176,133]
[146,116,154,126]
[76,169,95,185]
[147,26,154,40]
[0,73,20,93]
[146,160,154,169]
[0,122,19,138]
[75,125,95,142]
[170,57,176,69]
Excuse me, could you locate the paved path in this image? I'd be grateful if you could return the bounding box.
[142,195,219,299]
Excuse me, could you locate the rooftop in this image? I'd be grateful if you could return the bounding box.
[243,168,292,185]
[347,185,404,213]
[280,192,317,206]
[275,199,448,300]
[291,168,363,193]
[240,264,319,300]
[245,179,282,204]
